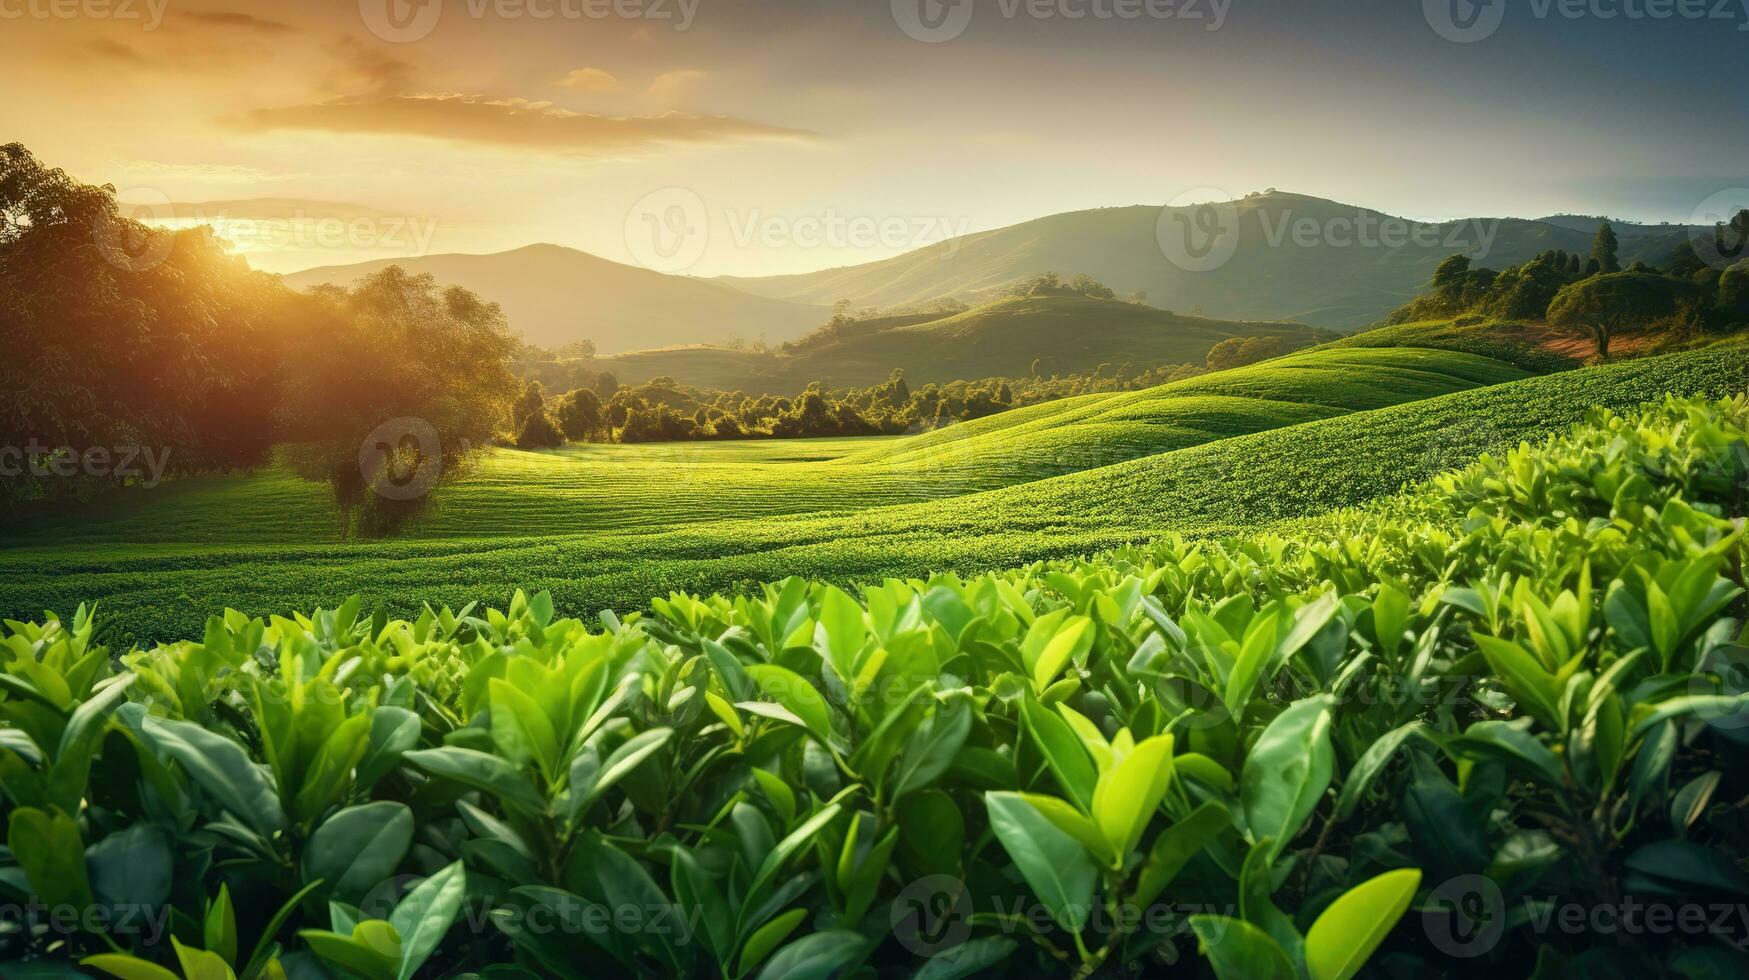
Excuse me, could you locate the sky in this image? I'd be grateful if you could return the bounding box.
[2,0,1745,276]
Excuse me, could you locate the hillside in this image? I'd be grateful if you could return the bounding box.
[828,346,1530,485]
[15,335,1747,644]
[590,294,1323,391]
[720,192,1695,330]
[282,243,826,352]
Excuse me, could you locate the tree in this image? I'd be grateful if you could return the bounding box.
[1707,209,1749,269]
[1207,335,1298,372]
[515,410,564,449]
[1719,265,1749,322]
[594,372,619,400]
[1430,254,1472,297]
[1590,221,1621,275]
[511,381,547,431]
[1068,274,1115,299]
[279,267,517,537]
[1481,255,1575,321]
[1668,240,1706,279]
[553,388,604,441]
[886,369,910,406]
[0,143,290,508]
[1547,272,1683,360]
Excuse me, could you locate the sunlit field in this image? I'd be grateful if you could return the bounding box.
[8,3,1749,976]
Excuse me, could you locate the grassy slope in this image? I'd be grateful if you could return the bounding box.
[1330,319,1579,373]
[830,346,1529,484]
[591,295,1321,391]
[6,342,1741,645]
[9,347,1517,548]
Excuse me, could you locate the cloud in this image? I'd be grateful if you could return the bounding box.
[330,37,416,96]
[559,68,622,93]
[180,10,295,33]
[230,94,818,155]
[88,39,148,64]
[153,198,410,221]
[646,69,705,106]
[114,158,302,183]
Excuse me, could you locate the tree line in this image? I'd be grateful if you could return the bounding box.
[505,356,1243,449]
[1390,218,1749,358]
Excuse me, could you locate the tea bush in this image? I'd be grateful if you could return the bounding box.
[5,395,1749,977]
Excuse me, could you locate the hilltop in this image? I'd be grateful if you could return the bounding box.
[721,192,1697,330]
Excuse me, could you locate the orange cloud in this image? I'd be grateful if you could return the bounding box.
[230,93,818,154]
[559,68,621,93]
[179,11,295,33]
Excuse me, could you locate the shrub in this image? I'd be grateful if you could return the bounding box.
[514,411,565,449]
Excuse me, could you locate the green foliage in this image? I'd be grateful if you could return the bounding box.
[0,143,289,509]
[1548,272,1690,359]
[279,266,518,536]
[0,144,518,531]
[1205,335,1301,371]
[5,394,1749,975]
[514,410,565,450]
[1592,220,1622,274]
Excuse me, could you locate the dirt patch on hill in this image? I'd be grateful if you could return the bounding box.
[1538,330,1660,361]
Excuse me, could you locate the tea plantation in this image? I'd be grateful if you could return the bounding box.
[5,387,1749,978]
[2,341,1744,647]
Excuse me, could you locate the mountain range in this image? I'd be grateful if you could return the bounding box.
[282,192,1699,351]
[283,244,827,353]
[584,294,1325,391]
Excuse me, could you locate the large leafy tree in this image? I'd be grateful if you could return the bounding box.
[1547,271,1683,359]
[277,268,517,537]
[553,387,604,442]
[0,143,289,508]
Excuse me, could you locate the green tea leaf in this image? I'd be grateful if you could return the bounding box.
[1304,869,1422,980]
[985,792,1097,932]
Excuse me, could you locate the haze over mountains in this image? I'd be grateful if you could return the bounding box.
[282,192,1701,351]
[284,244,827,353]
[721,192,1697,329]
[590,294,1326,391]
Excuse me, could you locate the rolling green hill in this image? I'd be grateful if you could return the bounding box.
[7,337,1743,644]
[720,192,1697,331]
[828,346,1530,484]
[9,346,1517,549]
[590,294,1323,391]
